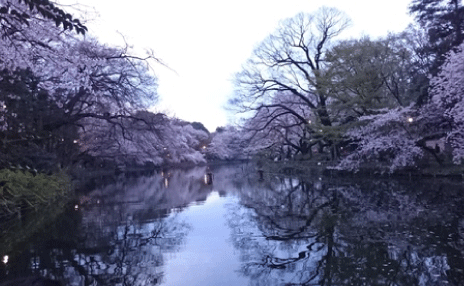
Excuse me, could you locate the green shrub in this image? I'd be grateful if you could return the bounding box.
[0,169,71,213]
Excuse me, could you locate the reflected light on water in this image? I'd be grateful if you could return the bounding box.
[206,191,221,203]
[204,173,213,185]
[2,255,8,264]
[164,178,169,188]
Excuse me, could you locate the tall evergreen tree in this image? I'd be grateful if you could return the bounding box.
[409,0,464,75]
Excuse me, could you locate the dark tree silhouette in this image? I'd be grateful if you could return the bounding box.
[409,0,464,75]
[0,0,87,37]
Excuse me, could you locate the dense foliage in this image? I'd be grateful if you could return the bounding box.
[0,0,87,36]
[229,3,464,172]
[0,0,216,173]
[409,0,464,76]
[0,169,70,215]
[2,0,464,175]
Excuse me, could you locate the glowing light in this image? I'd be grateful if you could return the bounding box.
[74,204,79,210]
[307,120,312,124]
[73,140,78,144]
[2,255,8,264]
[204,174,208,184]
[202,146,206,149]
[407,117,414,123]
[164,178,169,188]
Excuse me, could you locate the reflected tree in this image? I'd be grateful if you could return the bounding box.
[227,174,464,286]
[0,169,205,286]
[2,166,464,286]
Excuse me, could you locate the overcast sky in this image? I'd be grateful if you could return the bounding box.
[60,0,413,132]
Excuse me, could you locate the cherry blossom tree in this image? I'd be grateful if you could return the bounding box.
[78,111,167,167]
[162,120,208,165]
[1,2,159,125]
[0,8,162,169]
[336,106,425,171]
[232,12,422,162]
[337,43,464,171]
[206,126,247,160]
[79,114,209,168]
[429,42,464,163]
[240,92,316,160]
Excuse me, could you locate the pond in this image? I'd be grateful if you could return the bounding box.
[1,164,464,286]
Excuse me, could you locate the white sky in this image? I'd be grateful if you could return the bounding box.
[60,0,413,132]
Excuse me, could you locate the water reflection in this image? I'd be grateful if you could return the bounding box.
[0,166,215,285]
[0,164,463,286]
[228,175,464,286]
[204,172,213,185]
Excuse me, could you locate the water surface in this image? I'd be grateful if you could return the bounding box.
[1,164,463,285]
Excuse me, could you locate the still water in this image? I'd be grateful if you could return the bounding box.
[1,164,464,285]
